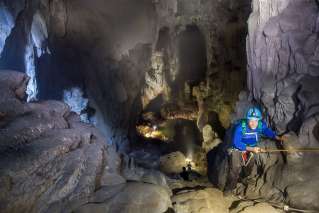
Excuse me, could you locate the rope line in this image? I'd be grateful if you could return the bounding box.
[263,148,319,153]
[235,196,319,212]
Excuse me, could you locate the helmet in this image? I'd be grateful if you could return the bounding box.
[246,107,262,121]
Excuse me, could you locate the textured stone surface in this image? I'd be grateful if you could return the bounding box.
[202,124,222,152]
[1,0,319,212]
[74,182,172,213]
[245,0,319,210]
[172,187,230,213]
[247,0,319,133]
[0,0,251,151]
[209,1,319,211]
[231,202,280,213]
[0,71,172,213]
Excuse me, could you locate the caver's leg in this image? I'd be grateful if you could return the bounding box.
[224,150,243,195]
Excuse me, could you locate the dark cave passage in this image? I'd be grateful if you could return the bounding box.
[177,24,207,87]
[0,0,319,213]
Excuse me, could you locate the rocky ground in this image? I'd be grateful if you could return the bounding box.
[0,70,287,213]
[0,71,170,213]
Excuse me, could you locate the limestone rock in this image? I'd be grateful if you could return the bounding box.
[75,182,172,213]
[231,202,280,213]
[207,0,319,211]
[202,124,222,152]
[0,71,124,213]
[172,187,230,213]
[247,0,319,133]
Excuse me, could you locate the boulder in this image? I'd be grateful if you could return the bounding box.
[202,124,222,152]
[231,202,280,213]
[0,71,123,213]
[172,187,230,213]
[75,182,172,213]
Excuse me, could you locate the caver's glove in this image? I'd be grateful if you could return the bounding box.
[247,147,266,153]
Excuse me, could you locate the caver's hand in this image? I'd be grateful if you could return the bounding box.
[253,147,265,153]
[247,147,265,153]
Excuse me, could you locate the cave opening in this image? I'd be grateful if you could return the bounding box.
[175,24,207,98]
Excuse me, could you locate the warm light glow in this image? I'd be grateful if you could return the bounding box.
[136,125,168,141]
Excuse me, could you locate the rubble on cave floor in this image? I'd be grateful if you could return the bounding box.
[130,82,286,213]
[0,70,288,213]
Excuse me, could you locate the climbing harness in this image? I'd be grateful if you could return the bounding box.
[228,149,255,167]
[241,151,254,167]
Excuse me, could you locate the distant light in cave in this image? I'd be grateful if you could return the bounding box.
[186,144,194,162]
[0,6,14,55]
[152,125,158,130]
[25,40,38,102]
[185,158,192,163]
[63,87,89,123]
[136,124,169,141]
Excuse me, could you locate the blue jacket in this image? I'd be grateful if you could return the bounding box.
[232,120,276,151]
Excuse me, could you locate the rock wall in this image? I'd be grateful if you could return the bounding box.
[247,0,319,133]
[0,0,251,150]
[0,71,172,213]
[143,0,251,129]
[246,0,319,209]
[209,0,319,211]
[0,0,157,151]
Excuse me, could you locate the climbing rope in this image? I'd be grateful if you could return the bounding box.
[235,196,319,212]
[263,148,319,153]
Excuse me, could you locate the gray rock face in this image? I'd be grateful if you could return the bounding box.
[247,0,319,133]
[0,0,251,151]
[75,182,172,213]
[0,71,172,213]
[209,1,319,212]
[0,71,118,213]
[172,187,230,213]
[246,2,319,209]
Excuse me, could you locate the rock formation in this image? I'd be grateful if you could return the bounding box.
[0,71,172,213]
[209,0,319,211]
[1,0,319,212]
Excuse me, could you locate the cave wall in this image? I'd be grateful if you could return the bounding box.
[0,0,158,151]
[209,0,319,210]
[247,0,319,133]
[143,0,251,128]
[0,0,251,150]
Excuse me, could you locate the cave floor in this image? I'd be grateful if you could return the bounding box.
[126,142,286,213]
[126,102,286,213]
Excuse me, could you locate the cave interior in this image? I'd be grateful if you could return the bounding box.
[0,0,319,213]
